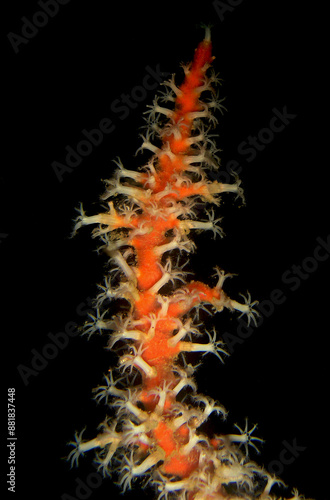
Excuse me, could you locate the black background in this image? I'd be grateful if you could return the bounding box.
[2,1,328,500]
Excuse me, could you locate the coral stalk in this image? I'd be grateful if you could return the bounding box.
[69,28,311,500]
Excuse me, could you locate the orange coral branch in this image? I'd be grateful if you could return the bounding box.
[69,28,311,500]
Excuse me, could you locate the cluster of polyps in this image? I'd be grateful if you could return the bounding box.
[69,29,309,500]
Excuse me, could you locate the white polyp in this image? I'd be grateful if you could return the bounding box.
[137,131,160,155]
[124,400,148,421]
[79,431,119,453]
[228,433,249,445]
[195,396,227,421]
[97,441,118,468]
[154,184,179,201]
[179,220,213,232]
[124,420,149,439]
[160,142,177,161]
[172,406,198,430]
[186,132,205,146]
[155,391,167,414]
[143,158,157,176]
[208,182,240,195]
[172,375,197,395]
[163,124,183,140]
[135,433,152,447]
[143,314,157,339]
[162,75,182,97]
[182,431,208,454]
[75,213,117,232]
[78,438,101,453]
[230,299,249,313]
[101,237,130,252]
[226,420,264,456]
[152,381,174,414]
[134,355,157,378]
[185,213,224,238]
[108,329,145,348]
[149,272,171,294]
[204,26,211,42]
[118,184,152,202]
[186,109,209,121]
[180,341,212,355]
[96,319,111,330]
[144,174,156,189]
[111,280,140,303]
[142,140,160,154]
[212,267,234,290]
[167,320,191,347]
[172,413,189,430]
[162,478,190,492]
[132,450,165,476]
[257,473,284,497]
[121,329,146,341]
[184,151,208,165]
[115,163,145,183]
[111,250,136,282]
[154,238,179,256]
[179,333,227,363]
[156,295,171,317]
[153,104,175,119]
